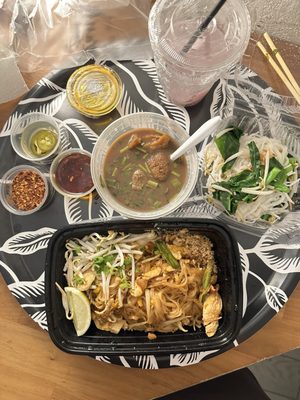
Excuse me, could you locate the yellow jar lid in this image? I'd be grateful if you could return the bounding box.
[66,65,122,118]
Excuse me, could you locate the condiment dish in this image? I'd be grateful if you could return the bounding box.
[66,65,122,118]
[10,113,63,164]
[0,165,49,215]
[50,148,95,198]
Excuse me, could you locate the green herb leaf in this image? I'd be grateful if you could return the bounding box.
[73,274,85,286]
[215,126,243,172]
[72,245,81,256]
[261,214,271,221]
[124,256,132,266]
[93,255,116,275]
[120,279,131,289]
[288,156,298,168]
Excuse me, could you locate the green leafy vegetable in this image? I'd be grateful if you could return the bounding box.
[93,255,116,275]
[72,245,81,256]
[73,274,85,286]
[202,264,213,290]
[156,240,180,269]
[273,183,290,193]
[266,167,281,185]
[261,214,271,221]
[199,264,213,303]
[119,279,131,290]
[248,141,260,176]
[269,157,283,170]
[288,156,298,168]
[215,126,243,172]
[124,256,132,266]
[212,141,263,214]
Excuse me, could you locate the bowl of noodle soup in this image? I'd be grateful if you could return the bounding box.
[200,114,300,230]
[45,218,242,357]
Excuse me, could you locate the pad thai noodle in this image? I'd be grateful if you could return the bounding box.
[58,229,222,338]
[204,126,299,224]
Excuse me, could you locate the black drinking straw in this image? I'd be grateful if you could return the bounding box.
[180,0,227,54]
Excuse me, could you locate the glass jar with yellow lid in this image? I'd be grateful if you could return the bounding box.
[66,65,122,118]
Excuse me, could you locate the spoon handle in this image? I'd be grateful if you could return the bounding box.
[170,116,222,161]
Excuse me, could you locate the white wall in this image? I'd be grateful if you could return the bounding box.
[245,0,300,45]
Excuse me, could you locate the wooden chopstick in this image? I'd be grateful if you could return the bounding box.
[256,41,300,105]
[263,32,300,95]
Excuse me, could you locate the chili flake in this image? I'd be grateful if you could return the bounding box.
[11,170,46,211]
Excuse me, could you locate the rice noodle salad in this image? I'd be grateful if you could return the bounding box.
[204,126,299,224]
[58,229,222,338]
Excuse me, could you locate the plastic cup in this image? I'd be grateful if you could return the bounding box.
[50,148,95,198]
[148,0,251,107]
[0,165,50,215]
[10,113,64,164]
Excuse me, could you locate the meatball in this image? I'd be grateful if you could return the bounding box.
[147,152,170,181]
[131,169,146,191]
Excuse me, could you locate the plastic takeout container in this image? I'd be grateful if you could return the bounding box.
[0,165,50,215]
[66,65,122,118]
[10,113,63,164]
[200,100,300,231]
[91,112,199,219]
[45,218,243,357]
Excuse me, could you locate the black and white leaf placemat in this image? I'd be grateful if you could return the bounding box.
[0,59,299,368]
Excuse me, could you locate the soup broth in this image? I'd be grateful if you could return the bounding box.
[103,128,187,211]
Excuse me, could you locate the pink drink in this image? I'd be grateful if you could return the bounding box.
[149,0,251,107]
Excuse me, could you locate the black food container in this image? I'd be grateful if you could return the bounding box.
[45,218,243,356]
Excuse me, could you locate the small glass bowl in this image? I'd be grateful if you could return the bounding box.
[66,65,122,118]
[50,148,95,198]
[10,113,62,164]
[0,165,49,216]
[91,112,199,219]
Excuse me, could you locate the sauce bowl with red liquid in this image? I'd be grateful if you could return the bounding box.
[50,149,94,198]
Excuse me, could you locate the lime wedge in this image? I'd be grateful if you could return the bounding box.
[64,287,91,336]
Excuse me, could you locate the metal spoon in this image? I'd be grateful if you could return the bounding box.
[170,116,222,162]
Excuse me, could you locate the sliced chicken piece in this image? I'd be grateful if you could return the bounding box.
[167,244,183,260]
[94,318,126,334]
[202,291,222,337]
[131,169,146,191]
[128,134,141,149]
[143,266,161,280]
[143,134,170,151]
[75,269,96,291]
[131,282,144,297]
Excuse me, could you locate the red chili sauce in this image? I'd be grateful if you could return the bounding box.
[56,153,93,193]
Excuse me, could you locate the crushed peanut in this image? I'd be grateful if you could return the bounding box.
[147,332,157,340]
[11,170,46,211]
